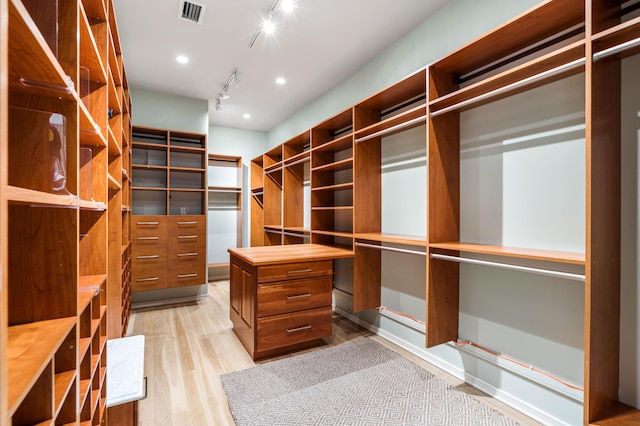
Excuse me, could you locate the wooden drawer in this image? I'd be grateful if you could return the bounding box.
[132,265,167,291]
[131,251,166,268]
[168,241,205,260]
[132,216,168,237]
[168,263,206,287]
[257,276,332,317]
[257,260,332,283]
[169,216,205,235]
[256,306,332,352]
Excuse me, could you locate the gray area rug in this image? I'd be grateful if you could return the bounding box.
[221,338,521,425]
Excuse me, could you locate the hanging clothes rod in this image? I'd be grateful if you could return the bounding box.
[284,156,310,168]
[355,116,426,144]
[264,228,282,235]
[429,253,585,282]
[593,35,640,62]
[430,58,586,118]
[283,231,310,238]
[355,242,426,257]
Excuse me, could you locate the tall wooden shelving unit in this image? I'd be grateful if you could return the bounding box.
[0,0,131,424]
[248,0,640,422]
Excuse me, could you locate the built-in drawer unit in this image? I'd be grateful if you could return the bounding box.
[229,244,354,360]
[131,215,206,291]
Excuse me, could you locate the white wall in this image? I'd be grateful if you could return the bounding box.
[621,54,640,408]
[130,88,208,134]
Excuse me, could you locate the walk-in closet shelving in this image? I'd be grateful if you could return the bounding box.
[250,155,265,247]
[282,131,311,245]
[2,0,130,423]
[310,108,355,249]
[207,154,242,277]
[263,145,284,245]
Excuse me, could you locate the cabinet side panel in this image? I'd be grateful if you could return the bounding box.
[584,53,622,423]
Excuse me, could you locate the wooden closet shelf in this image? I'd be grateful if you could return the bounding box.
[429,41,585,115]
[108,173,122,190]
[311,158,353,173]
[6,185,79,207]
[79,200,107,211]
[7,317,77,415]
[311,133,353,152]
[79,6,107,84]
[53,370,76,415]
[79,275,107,291]
[8,0,74,98]
[429,242,585,265]
[354,105,426,142]
[107,127,122,155]
[80,104,107,148]
[355,233,427,246]
[81,0,107,22]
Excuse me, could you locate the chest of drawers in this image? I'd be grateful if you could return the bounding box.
[228,244,353,360]
[132,215,206,291]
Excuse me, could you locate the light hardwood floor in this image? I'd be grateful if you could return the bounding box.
[129,281,541,425]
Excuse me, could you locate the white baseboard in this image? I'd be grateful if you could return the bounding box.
[131,294,209,310]
[333,306,573,426]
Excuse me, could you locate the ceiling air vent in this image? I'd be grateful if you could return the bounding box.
[178,0,206,25]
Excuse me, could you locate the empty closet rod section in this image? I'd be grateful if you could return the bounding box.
[355,116,426,144]
[283,231,310,238]
[355,242,426,257]
[593,36,640,61]
[429,58,586,118]
[264,228,282,235]
[430,253,585,281]
[284,156,310,168]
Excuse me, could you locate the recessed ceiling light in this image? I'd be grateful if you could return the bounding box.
[280,0,297,13]
[275,77,286,85]
[243,113,251,119]
[176,55,189,64]
[262,18,275,34]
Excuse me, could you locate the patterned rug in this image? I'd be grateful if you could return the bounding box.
[221,338,521,425]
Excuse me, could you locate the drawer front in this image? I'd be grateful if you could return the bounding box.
[256,306,332,352]
[131,250,166,268]
[168,263,206,287]
[169,216,205,236]
[132,216,168,237]
[168,240,205,260]
[257,276,332,317]
[257,260,332,283]
[132,265,167,291]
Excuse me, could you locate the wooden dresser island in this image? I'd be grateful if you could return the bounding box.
[228,244,354,360]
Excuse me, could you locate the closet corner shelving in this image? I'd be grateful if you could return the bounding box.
[246,0,640,423]
[1,0,131,424]
[207,154,242,277]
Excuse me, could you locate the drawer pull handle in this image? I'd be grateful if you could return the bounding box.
[286,268,312,275]
[177,252,198,257]
[286,325,312,333]
[137,221,159,225]
[137,255,159,259]
[178,273,198,278]
[286,293,312,300]
[178,221,198,225]
[137,236,159,240]
[178,235,198,239]
[136,277,159,282]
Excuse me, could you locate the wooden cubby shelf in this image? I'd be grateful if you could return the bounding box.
[7,317,76,414]
[2,0,132,423]
[355,233,427,247]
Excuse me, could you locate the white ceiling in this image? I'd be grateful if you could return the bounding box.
[112,0,451,132]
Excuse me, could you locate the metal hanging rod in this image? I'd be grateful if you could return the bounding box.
[284,156,310,168]
[355,116,426,144]
[283,231,310,238]
[355,242,426,257]
[593,36,640,62]
[430,58,585,118]
[265,228,282,235]
[429,253,585,282]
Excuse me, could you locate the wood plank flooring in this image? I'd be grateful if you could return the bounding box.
[128,280,540,425]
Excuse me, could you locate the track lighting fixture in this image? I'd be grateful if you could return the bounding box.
[248,0,298,48]
[215,67,240,111]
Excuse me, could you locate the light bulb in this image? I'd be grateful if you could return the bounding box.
[262,18,275,34]
[176,55,189,64]
[280,0,297,13]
